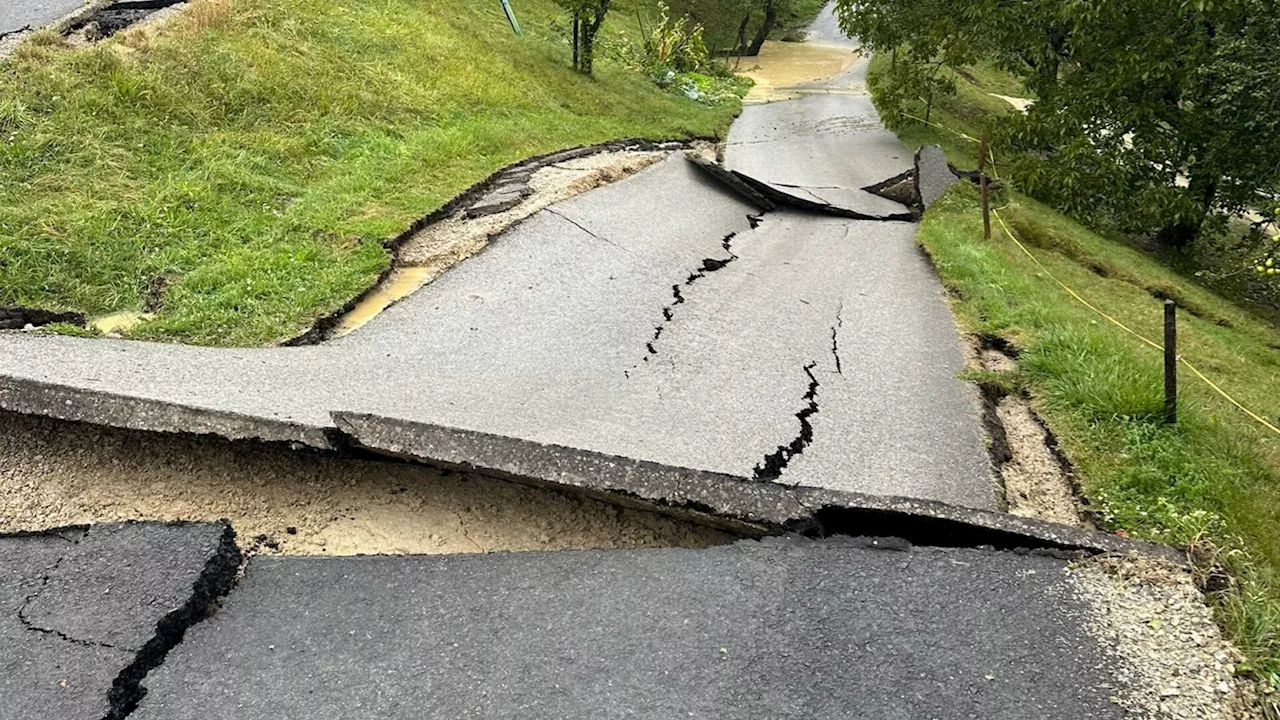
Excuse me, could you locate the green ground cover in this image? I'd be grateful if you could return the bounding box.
[876,53,1280,700]
[0,0,742,345]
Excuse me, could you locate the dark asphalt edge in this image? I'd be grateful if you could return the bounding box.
[330,411,1183,561]
[0,375,336,449]
[103,521,240,720]
[681,153,918,223]
[281,137,713,346]
[0,371,1180,559]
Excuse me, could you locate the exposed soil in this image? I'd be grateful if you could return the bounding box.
[1069,554,1263,719]
[0,410,734,556]
[996,397,1082,525]
[963,335,1087,526]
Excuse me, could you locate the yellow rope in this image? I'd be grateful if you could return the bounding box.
[901,111,1278,434]
[990,208,1280,437]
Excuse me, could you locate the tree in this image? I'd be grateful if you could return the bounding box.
[836,0,1280,249]
[559,0,611,75]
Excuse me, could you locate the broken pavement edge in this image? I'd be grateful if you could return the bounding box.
[331,410,1180,561]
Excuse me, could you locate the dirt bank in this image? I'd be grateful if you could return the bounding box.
[0,411,734,555]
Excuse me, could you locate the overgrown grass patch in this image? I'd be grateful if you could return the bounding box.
[0,0,741,345]
[921,183,1280,697]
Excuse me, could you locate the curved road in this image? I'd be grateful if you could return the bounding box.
[0,6,993,508]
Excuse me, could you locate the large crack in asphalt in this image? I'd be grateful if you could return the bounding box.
[638,231,742,364]
[830,302,844,376]
[753,361,821,482]
[106,525,240,720]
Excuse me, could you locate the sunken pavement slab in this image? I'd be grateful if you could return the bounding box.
[133,537,1127,720]
[0,521,238,720]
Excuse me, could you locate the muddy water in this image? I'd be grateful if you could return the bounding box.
[739,40,860,103]
[0,411,735,555]
[90,310,152,335]
[331,267,436,338]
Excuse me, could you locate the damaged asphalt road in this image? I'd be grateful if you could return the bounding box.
[1,0,84,37]
[0,4,990,508]
[0,522,237,720]
[0,156,989,508]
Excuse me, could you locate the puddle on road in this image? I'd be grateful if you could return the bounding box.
[0,410,734,555]
[739,40,860,103]
[90,310,153,335]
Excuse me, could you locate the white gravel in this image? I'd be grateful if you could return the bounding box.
[1069,554,1262,719]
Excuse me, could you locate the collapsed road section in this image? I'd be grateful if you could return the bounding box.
[0,151,989,507]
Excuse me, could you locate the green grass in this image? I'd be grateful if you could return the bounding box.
[879,54,1280,700]
[866,53,1020,169]
[923,183,1280,702]
[0,0,741,346]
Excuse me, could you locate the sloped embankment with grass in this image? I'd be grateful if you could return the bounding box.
[885,57,1280,696]
[0,0,741,345]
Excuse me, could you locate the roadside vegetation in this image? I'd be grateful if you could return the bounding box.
[859,33,1280,708]
[0,0,744,345]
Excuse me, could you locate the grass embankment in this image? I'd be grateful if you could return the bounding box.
[873,53,1280,697]
[0,0,741,346]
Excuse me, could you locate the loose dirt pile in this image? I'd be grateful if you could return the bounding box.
[0,411,733,556]
[1069,554,1262,719]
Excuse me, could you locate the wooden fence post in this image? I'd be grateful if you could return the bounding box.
[979,135,991,240]
[1164,299,1177,424]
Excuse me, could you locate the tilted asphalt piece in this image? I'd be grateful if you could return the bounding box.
[0,154,994,508]
[333,410,1178,559]
[915,145,960,209]
[724,93,917,219]
[132,538,1129,720]
[0,522,238,720]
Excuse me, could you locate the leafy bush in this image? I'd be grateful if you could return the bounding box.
[610,3,749,105]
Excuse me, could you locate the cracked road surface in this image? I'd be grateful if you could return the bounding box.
[0,7,991,508]
[130,537,1126,720]
[0,522,237,720]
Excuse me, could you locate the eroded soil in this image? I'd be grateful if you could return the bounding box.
[0,410,734,555]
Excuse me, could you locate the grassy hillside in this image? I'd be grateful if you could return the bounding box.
[0,0,741,345]
[875,54,1280,698]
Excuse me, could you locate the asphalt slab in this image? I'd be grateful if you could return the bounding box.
[0,4,992,508]
[132,537,1127,720]
[0,521,237,720]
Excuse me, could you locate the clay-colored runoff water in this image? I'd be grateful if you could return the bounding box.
[739,40,859,102]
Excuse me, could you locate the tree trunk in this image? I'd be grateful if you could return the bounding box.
[1157,173,1219,249]
[733,14,750,56]
[572,16,580,71]
[744,0,776,57]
